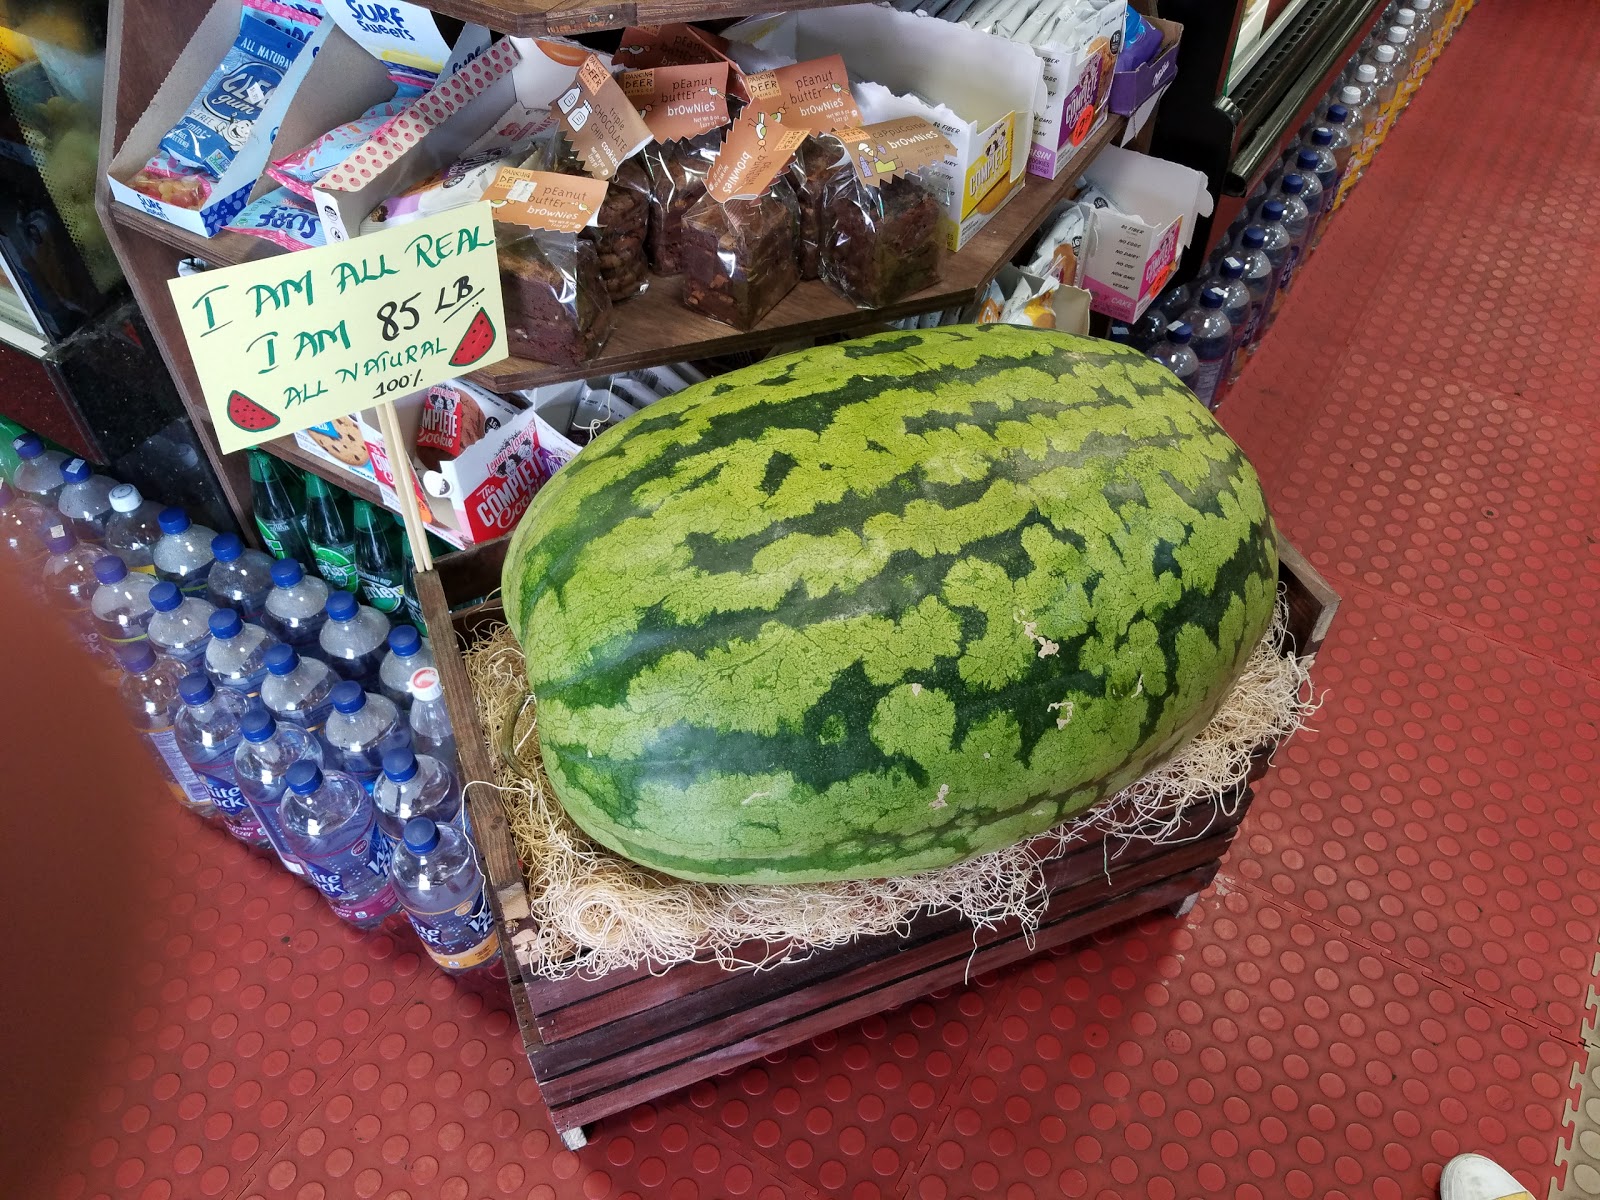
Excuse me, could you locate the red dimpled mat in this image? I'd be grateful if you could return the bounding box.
[26,1,1600,1198]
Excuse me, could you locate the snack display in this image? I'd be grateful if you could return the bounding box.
[641,134,717,276]
[791,139,838,280]
[583,159,651,301]
[681,183,801,330]
[222,187,325,250]
[266,99,407,199]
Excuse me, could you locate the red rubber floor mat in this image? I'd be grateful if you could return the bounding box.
[23,3,1600,1199]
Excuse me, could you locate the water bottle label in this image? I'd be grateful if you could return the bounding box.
[304,830,394,901]
[1192,358,1226,409]
[358,569,406,614]
[242,793,307,875]
[404,887,500,972]
[312,542,360,591]
[146,728,214,811]
[328,879,400,926]
[197,768,252,818]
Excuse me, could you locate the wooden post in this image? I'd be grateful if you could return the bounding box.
[375,401,433,572]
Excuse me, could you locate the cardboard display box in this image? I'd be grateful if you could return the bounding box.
[1109,15,1182,115]
[1027,0,1125,180]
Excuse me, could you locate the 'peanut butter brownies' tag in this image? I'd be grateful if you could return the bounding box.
[483,168,607,232]
[705,109,808,203]
[620,62,731,142]
[554,55,653,180]
[744,56,861,134]
[833,117,955,187]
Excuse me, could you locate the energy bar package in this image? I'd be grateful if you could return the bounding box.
[223,187,325,250]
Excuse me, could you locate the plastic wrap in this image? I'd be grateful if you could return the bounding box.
[581,158,651,302]
[819,167,942,310]
[681,182,800,330]
[789,137,844,280]
[497,227,614,367]
[641,133,719,276]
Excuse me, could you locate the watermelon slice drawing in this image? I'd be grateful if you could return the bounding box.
[449,306,497,367]
[226,390,279,433]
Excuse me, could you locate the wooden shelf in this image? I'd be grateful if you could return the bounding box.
[394,0,856,36]
[260,436,385,506]
[106,203,275,268]
[472,114,1126,392]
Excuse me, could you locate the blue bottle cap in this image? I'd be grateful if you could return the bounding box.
[1261,200,1286,222]
[178,673,215,705]
[1241,226,1266,249]
[1311,126,1333,146]
[285,760,322,795]
[1200,286,1227,308]
[325,590,358,621]
[62,458,92,484]
[157,507,191,535]
[1279,173,1304,195]
[270,558,304,588]
[209,607,244,638]
[382,747,419,783]
[240,709,277,743]
[1296,149,1319,170]
[1165,321,1193,344]
[1219,255,1245,279]
[94,555,129,585]
[149,581,183,612]
[330,681,366,714]
[117,641,157,672]
[43,525,75,554]
[388,625,421,656]
[403,817,440,854]
[212,533,243,562]
[264,644,299,676]
[13,433,43,459]
[1326,103,1349,124]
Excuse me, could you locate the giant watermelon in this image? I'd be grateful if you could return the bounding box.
[503,326,1277,884]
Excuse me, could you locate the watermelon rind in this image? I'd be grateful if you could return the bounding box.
[503,325,1279,884]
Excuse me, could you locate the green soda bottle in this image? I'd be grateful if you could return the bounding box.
[247,449,313,566]
[398,524,427,635]
[303,473,360,591]
[353,499,406,614]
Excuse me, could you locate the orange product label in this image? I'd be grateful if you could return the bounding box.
[832,117,954,188]
[619,61,731,142]
[426,930,500,972]
[482,168,608,233]
[705,108,808,203]
[744,55,862,135]
[554,54,654,180]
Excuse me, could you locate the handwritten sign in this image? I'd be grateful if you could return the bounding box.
[168,203,506,454]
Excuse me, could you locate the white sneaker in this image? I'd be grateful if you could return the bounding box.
[1439,1153,1534,1200]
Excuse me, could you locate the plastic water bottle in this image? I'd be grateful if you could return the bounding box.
[1118,305,1171,354]
[1149,322,1199,392]
[205,607,275,697]
[115,642,215,816]
[11,434,66,505]
[389,818,499,974]
[0,480,47,573]
[281,761,401,929]
[1270,177,1311,291]
[1255,200,1295,334]
[374,747,462,846]
[1233,227,1277,356]
[41,523,108,660]
[1334,67,1381,208]
[207,533,275,622]
[1300,130,1339,199]
[173,673,269,846]
[91,554,158,652]
[1364,43,1403,151]
[1401,0,1437,101]
[147,581,216,668]
[1212,256,1256,383]
[323,681,404,791]
[153,508,217,597]
[408,667,457,765]
[379,625,434,709]
[1154,281,1195,323]
[320,590,391,687]
[105,484,164,573]
[57,458,116,544]
[262,558,330,658]
[261,644,338,734]
[234,709,319,875]
[1324,95,1361,176]
[1181,288,1233,411]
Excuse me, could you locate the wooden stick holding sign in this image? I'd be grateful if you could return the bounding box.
[165,203,506,573]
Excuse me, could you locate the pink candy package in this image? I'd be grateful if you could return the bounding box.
[265,98,407,198]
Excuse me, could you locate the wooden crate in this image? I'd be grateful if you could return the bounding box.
[420,536,1338,1148]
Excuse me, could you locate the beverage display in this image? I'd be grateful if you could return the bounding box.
[323,681,404,791]
[1287,151,1327,246]
[91,554,158,652]
[0,480,46,573]
[379,625,433,709]
[205,607,275,697]
[303,474,359,592]
[1181,288,1234,411]
[146,581,216,668]
[173,673,270,846]
[373,747,462,846]
[207,533,275,621]
[262,558,330,658]
[398,535,426,631]
[281,761,402,929]
[104,484,164,573]
[1254,200,1295,332]
[1270,176,1311,289]
[1148,322,1199,391]
[115,642,215,816]
[40,524,107,660]
[235,709,319,876]
[57,458,116,543]
[389,818,498,974]
[152,508,217,597]
[353,501,406,615]
[1233,227,1276,358]
[248,449,314,566]
[319,590,391,688]
[408,667,458,765]
[11,433,66,504]
[1207,256,1254,383]
[260,644,338,734]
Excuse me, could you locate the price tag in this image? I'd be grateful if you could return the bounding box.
[167,203,506,453]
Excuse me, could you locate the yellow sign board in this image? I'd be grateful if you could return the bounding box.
[167,203,506,454]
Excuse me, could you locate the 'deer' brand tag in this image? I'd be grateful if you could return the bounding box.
[612,24,750,102]
[744,56,861,135]
[833,117,956,188]
[704,108,807,203]
[554,55,653,180]
[482,168,607,232]
[619,62,731,142]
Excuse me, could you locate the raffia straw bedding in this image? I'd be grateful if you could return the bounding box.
[463,603,1313,980]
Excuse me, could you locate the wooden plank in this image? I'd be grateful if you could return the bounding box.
[547,864,1218,1132]
[469,116,1126,392]
[105,204,269,269]
[1276,533,1340,660]
[260,438,383,506]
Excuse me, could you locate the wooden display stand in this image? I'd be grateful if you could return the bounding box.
[422,536,1338,1147]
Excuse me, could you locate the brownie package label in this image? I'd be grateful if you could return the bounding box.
[554,55,653,180]
[744,56,861,134]
[613,24,750,102]
[834,117,956,188]
[483,167,607,232]
[705,109,808,202]
[619,62,731,142]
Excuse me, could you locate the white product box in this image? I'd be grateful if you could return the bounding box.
[726,6,1045,251]
[1076,146,1212,321]
[1028,0,1125,179]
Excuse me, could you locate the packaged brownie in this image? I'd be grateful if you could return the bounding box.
[484,168,615,367]
[818,117,956,310]
[680,114,808,330]
[547,138,653,302]
[619,62,734,277]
